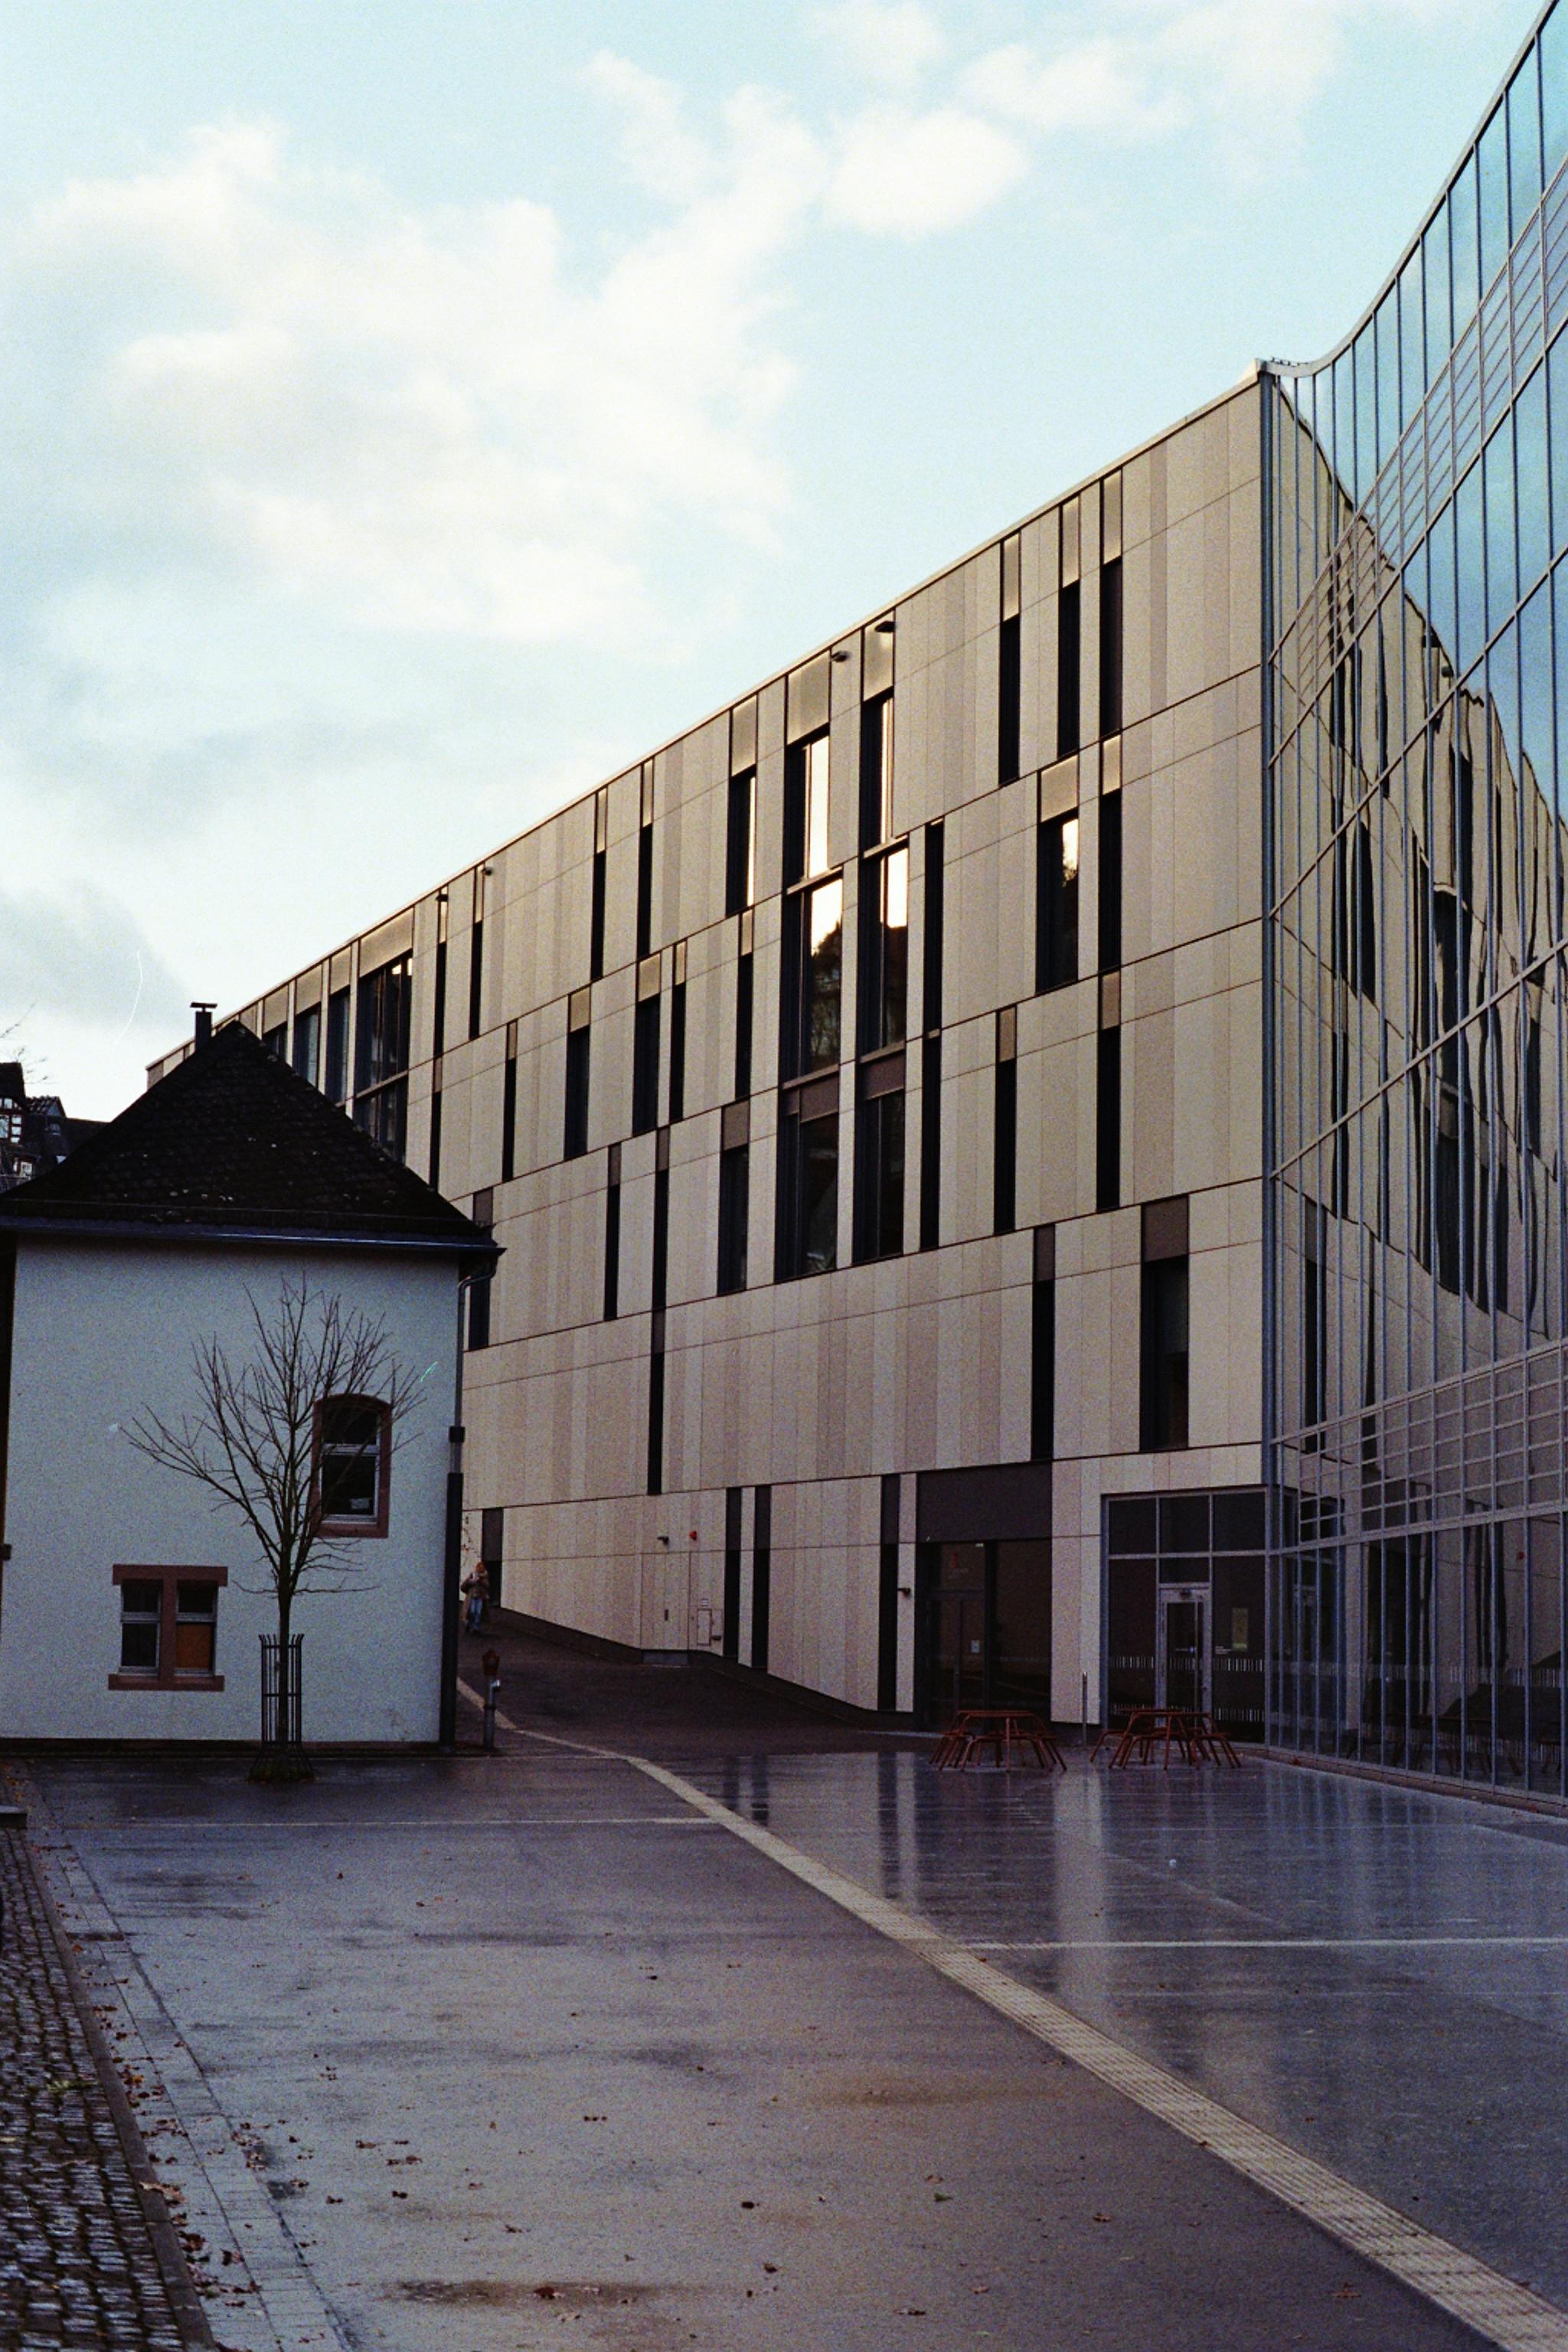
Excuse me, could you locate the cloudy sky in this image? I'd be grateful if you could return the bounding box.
[0,0,1541,1114]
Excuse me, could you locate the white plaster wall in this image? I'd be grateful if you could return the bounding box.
[0,1240,459,1743]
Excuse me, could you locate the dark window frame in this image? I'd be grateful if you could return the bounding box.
[109,1566,228,1693]
[313,1393,394,1538]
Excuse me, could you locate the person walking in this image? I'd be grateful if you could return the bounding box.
[461,1564,488,1635]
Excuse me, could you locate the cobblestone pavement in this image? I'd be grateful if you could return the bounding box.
[0,1821,189,2351]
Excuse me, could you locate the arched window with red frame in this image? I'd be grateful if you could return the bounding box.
[315,1395,392,1537]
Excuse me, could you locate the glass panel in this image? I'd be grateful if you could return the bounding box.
[802,1112,838,1274]
[1484,412,1518,630]
[803,879,843,1070]
[1516,362,1550,593]
[1424,205,1453,374]
[119,1621,159,1674]
[1399,250,1426,421]
[121,1579,162,1617]
[1510,47,1544,238]
[1545,11,1568,187]
[992,1541,1052,1710]
[1455,459,1487,668]
[1451,159,1481,334]
[805,734,831,879]
[1478,103,1510,290]
[176,1583,217,1618]
[174,1621,216,1674]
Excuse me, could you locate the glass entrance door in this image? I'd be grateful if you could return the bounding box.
[1158,1588,1209,1712]
[932,1544,987,1723]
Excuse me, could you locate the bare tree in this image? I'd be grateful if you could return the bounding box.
[126,1278,429,1774]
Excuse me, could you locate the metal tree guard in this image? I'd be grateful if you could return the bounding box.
[260,1634,304,1749]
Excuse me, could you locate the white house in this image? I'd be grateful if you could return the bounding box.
[0,1021,495,1746]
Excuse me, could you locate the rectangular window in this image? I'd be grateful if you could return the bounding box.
[1037,812,1080,992]
[646,1346,665,1497]
[501,1024,518,1184]
[998,614,1021,786]
[1141,1257,1190,1450]
[291,1003,320,1086]
[734,947,754,1098]
[784,730,831,886]
[782,877,843,1079]
[860,691,894,849]
[467,1188,494,1351]
[651,1158,670,1313]
[723,1487,743,1661]
[751,1485,772,1672]
[468,869,485,1040]
[1095,1025,1121,1212]
[726,769,756,915]
[632,990,661,1135]
[317,1396,391,1531]
[860,844,909,1054]
[428,1088,443,1191]
[590,789,608,982]
[919,1033,942,1251]
[1099,557,1123,738]
[262,1023,286,1060]
[564,1004,591,1160]
[1057,580,1081,758]
[432,933,449,1059]
[354,953,412,1158]
[668,964,688,1125]
[877,1472,900,1712]
[993,1021,1017,1236]
[603,1158,622,1320]
[111,1569,228,1691]
[325,988,351,1106]
[1098,791,1123,972]
[717,1142,750,1292]
[636,818,654,962]
[854,1067,905,1261]
[1031,1226,1056,1462]
[777,1080,839,1277]
[923,820,944,1031]
[999,531,1021,786]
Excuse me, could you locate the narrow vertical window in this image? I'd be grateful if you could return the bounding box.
[860,691,894,849]
[632,970,661,1136]
[998,533,1022,786]
[1140,1197,1190,1451]
[776,1077,839,1278]
[635,773,655,962]
[1098,556,1124,739]
[668,944,688,1124]
[734,924,754,1098]
[467,1187,494,1350]
[428,1086,443,1191]
[468,867,485,1042]
[784,731,830,885]
[262,1023,287,1060]
[603,1145,622,1321]
[782,878,843,1080]
[726,769,756,916]
[751,1485,773,1672]
[354,953,412,1158]
[651,1151,670,1313]
[564,992,591,1161]
[919,1034,942,1251]
[432,890,449,1058]
[1036,811,1080,992]
[717,1142,750,1293]
[860,847,909,1054]
[922,820,945,1032]
[723,1486,743,1661]
[877,1472,900,1711]
[590,789,608,982]
[1057,580,1082,759]
[1031,1225,1056,1461]
[291,1002,321,1086]
[501,1021,518,1185]
[1095,1023,1121,1212]
[325,987,351,1107]
[854,1067,905,1261]
[645,1349,666,1497]
[993,1008,1017,1236]
[1098,791,1123,972]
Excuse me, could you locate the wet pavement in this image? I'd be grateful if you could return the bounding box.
[14,1625,1566,2350]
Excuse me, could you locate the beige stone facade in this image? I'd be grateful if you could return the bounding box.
[152,378,1269,1726]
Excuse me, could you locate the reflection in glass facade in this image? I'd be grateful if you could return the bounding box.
[1263,0,1568,1788]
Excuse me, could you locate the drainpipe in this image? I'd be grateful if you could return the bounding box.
[437,1272,475,1753]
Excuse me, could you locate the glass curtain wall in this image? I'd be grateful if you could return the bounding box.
[1263,1,1568,1790]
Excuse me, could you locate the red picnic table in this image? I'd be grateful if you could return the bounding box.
[1093,1706,1243,1769]
[932,1707,1067,1772]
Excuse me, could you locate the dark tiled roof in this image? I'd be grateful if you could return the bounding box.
[0,1024,489,1253]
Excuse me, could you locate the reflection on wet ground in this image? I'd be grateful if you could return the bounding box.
[669,1746,1568,2305]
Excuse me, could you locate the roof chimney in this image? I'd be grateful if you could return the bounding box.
[191,1002,215,1049]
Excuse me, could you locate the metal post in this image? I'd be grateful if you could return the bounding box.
[438,1272,475,1754]
[1081,1670,1089,1750]
[482,1647,500,1753]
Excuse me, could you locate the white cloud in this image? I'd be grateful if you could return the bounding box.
[827,103,1028,235]
[963,38,1181,142]
[814,1,949,91]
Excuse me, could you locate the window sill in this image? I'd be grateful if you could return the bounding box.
[107,1673,225,1693]
[318,1517,386,1540]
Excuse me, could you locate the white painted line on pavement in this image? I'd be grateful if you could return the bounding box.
[972,1934,1568,1952]
[472,1691,1568,2352]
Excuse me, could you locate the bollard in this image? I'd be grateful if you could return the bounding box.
[482,1647,501,1753]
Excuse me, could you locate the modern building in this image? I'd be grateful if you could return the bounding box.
[0,1024,494,1744]
[149,3,1568,1788]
